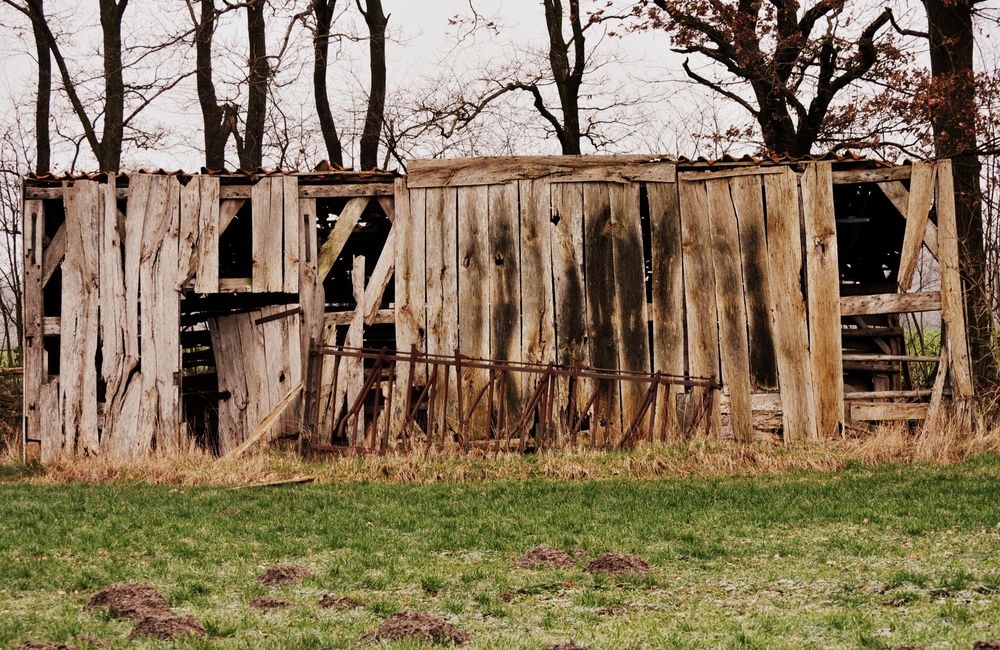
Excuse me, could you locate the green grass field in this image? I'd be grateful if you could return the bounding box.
[1,457,999,649]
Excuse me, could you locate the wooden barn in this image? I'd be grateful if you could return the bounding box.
[20,155,973,461]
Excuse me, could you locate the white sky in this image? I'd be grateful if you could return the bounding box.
[0,0,989,172]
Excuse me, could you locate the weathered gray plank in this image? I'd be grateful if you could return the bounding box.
[489,183,523,437]
[282,175,300,293]
[457,185,491,438]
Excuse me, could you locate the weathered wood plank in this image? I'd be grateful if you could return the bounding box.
[408,155,677,188]
[801,162,844,439]
[41,222,65,287]
[647,182,684,440]
[705,179,752,442]
[425,187,459,443]
[457,184,491,438]
[38,380,60,461]
[209,312,249,454]
[840,291,941,316]
[679,167,784,182]
[389,182,420,436]
[489,183,523,436]
[897,163,935,290]
[361,226,396,324]
[678,178,721,436]
[763,168,818,442]
[550,182,590,433]
[226,381,304,458]
[295,182,395,198]
[316,197,368,281]
[849,402,928,421]
[138,175,183,453]
[195,177,221,293]
[282,175,300,293]
[609,182,650,438]
[584,183,621,441]
[730,175,778,391]
[60,180,100,455]
[345,256,367,443]
[878,181,939,258]
[298,198,322,432]
[935,159,974,398]
[252,178,283,292]
[831,167,911,184]
[22,199,45,457]
[179,178,201,287]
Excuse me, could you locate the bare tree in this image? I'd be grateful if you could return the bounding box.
[357,0,387,169]
[30,0,49,173]
[313,0,345,167]
[634,0,900,156]
[922,0,993,382]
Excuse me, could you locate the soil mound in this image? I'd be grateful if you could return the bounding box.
[363,611,467,644]
[258,564,310,586]
[319,594,362,609]
[546,643,588,650]
[514,547,577,569]
[974,643,1000,650]
[86,583,171,620]
[129,615,206,640]
[584,553,651,575]
[15,642,75,650]
[250,596,291,609]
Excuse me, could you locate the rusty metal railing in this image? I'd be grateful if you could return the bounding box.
[306,346,720,453]
[306,346,720,455]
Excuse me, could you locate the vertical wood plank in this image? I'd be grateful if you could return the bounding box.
[425,187,459,442]
[347,256,367,443]
[178,178,200,287]
[38,380,60,461]
[298,198,322,432]
[550,182,590,432]
[22,199,45,457]
[801,162,844,438]
[897,162,935,291]
[935,159,974,398]
[584,183,620,441]
[282,175,300,293]
[609,182,650,435]
[209,314,248,455]
[489,183,522,436]
[60,180,100,455]
[519,179,556,443]
[195,176,220,293]
[678,178,721,436]
[705,179,753,442]
[763,169,818,442]
[252,178,282,292]
[730,175,778,391]
[240,309,267,444]
[647,182,684,440]
[99,177,129,453]
[457,185,491,438]
[138,176,182,453]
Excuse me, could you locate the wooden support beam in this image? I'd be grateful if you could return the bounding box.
[325,308,394,327]
[844,390,933,399]
[41,223,66,286]
[316,197,369,280]
[877,181,939,258]
[832,167,911,184]
[225,380,304,458]
[849,402,928,421]
[897,163,935,289]
[842,354,940,363]
[27,182,395,201]
[840,291,941,316]
[408,154,677,187]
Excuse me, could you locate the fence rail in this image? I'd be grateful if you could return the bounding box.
[308,346,720,454]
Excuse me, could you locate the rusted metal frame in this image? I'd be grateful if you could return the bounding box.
[317,345,718,388]
[512,367,553,452]
[425,364,439,452]
[568,381,604,443]
[381,362,394,450]
[327,353,342,444]
[455,352,467,449]
[441,363,451,448]
[619,378,660,449]
[336,355,384,446]
[254,306,302,326]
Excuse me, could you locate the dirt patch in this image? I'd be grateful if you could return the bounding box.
[362,611,468,644]
[129,615,207,640]
[584,553,651,575]
[250,596,291,609]
[77,636,105,648]
[319,594,362,609]
[546,644,588,650]
[974,643,1000,650]
[258,564,310,586]
[514,546,577,569]
[15,642,75,650]
[86,583,171,620]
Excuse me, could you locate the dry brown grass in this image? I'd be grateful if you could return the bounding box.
[11,418,1000,486]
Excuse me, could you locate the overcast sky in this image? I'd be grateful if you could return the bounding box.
[0,0,989,172]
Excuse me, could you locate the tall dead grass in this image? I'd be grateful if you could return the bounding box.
[13,420,1000,486]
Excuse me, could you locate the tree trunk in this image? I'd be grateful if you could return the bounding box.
[32,0,50,173]
[924,0,994,384]
[195,0,227,170]
[313,0,343,168]
[98,0,126,172]
[359,0,387,170]
[240,0,268,170]
[542,0,581,155]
